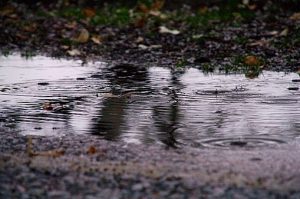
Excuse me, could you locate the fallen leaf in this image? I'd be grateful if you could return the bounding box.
[244,55,261,66]
[248,4,257,10]
[151,0,165,11]
[73,28,89,43]
[192,34,204,39]
[31,150,65,158]
[91,35,102,44]
[42,102,53,111]
[135,36,144,43]
[61,45,70,50]
[159,26,180,35]
[0,6,15,17]
[248,39,269,47]
[138,44,148,50]
[266,30,278,36]
[149,44,162,49]
[149,10,161,17]
[279,28,289,36]
[23,23,37,32]
[67,49,81,56]
[290,12,300,20]
[16,33,28,40]
[65,21,77,29]
[83,8,96,18]
[87,146,97,155]
[199,6,208,14]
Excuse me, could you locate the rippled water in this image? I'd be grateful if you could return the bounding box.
[1,55,300,149]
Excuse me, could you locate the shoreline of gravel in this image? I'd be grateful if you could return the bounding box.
[1,131,300,198]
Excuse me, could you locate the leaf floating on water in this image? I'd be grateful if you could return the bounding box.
[67,49,81,56]
[159,26,180,35]
[42,102,53,111]
[73,28,89,43]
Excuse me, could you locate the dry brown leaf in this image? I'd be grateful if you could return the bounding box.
[248,39,269,47]
[279,28,289,36]
[60,45,70,50]
[290,12,300,20]
[67,49,81,56]
[91,35,102,44]
[244,55,261,66]
[199,6,208,14]
[159,26,180,35]
[138,3,149,13]
[138,44,148,50]
[73,28,89,43]
[151,0,165,11]
[135,36,144,43]
[23,23,37,33]
[87,146,97,155]
[0,6,15,17]
[16,33,28,40]
[65,21,77,29]
[31,150,65,158]
[248,4,257,10]
[83,8,96,18]
[42,102,53,111]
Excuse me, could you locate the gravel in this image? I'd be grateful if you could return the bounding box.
[1,129,300,198]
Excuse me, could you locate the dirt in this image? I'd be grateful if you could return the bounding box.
[1,131,300,198]
[0,1,300,72]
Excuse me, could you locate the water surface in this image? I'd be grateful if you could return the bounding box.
[1,55,299,149]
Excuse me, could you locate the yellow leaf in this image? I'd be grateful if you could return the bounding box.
[73,28,89,43]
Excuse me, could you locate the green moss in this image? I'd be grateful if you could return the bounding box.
[202,63,215,73]
[91,7,131,26]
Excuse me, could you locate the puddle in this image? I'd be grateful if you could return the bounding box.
[0,54,300,149]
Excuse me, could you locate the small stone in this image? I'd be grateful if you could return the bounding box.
[132,183,144,191]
